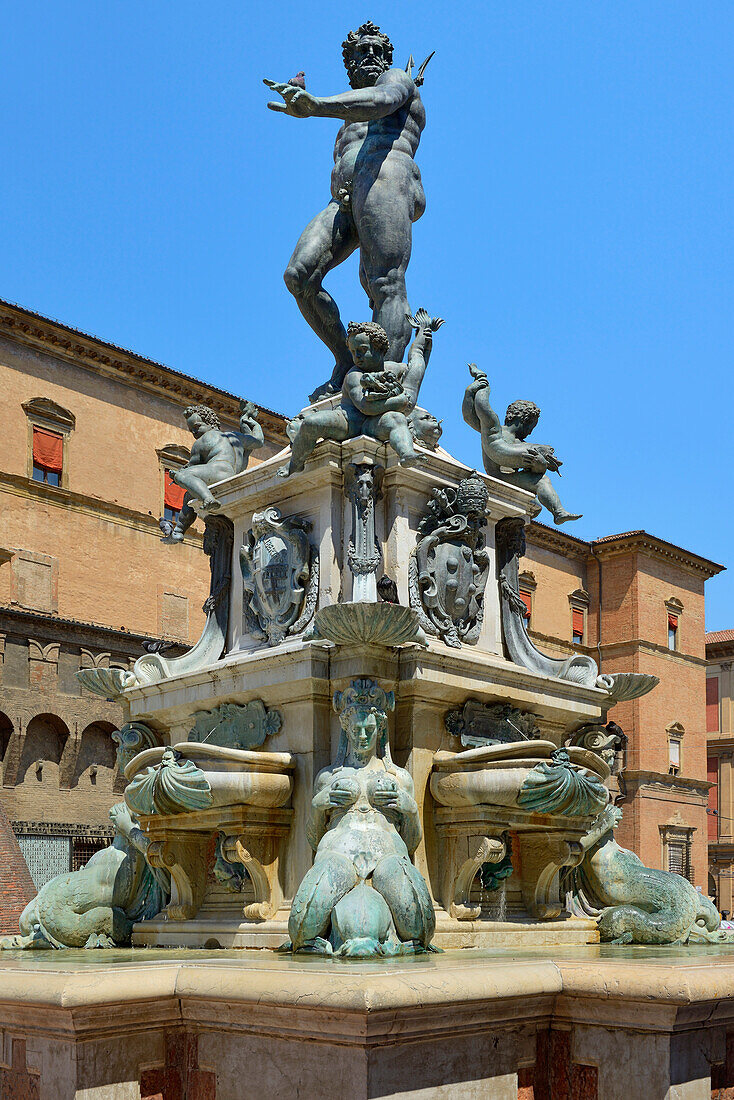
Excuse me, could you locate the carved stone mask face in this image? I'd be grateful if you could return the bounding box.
[344,707,380,759]
[348,332,384,373]
[346,36,390,88]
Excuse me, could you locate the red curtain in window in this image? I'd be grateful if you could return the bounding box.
[32,427,63,472]
[708,756,719,841]
[668,613,678,631]
[519,590,532,619]
[707,677,720,733]
[164,469,186,511]
[572,608,584,638]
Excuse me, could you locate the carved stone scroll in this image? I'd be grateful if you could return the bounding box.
[147,834,210,922]
[516,833,585,920]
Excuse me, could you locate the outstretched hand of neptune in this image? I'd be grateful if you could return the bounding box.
[263,78,321,117]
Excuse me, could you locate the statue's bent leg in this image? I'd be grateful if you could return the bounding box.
[288,853,358,950]
[175,463,233,509]
[284,409,350,475]
[535,475,582,524]
[356,185,414,362]
[368,412,419,466]
[372,854,436,948]
[283,201,358,398]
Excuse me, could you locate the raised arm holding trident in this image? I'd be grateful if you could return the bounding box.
[264,22,431,403]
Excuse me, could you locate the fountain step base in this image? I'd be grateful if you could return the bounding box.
[131,914,598,950]
[132,916,290,949]
[434,915,599,948]
[1,944,734,1098]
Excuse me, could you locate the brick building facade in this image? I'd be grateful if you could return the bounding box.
[521,524,722,889]
[0,298,286,888]
[706,631,734,913]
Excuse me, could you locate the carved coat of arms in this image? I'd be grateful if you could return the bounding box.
[409,474,490,648]
[240,507,318,645]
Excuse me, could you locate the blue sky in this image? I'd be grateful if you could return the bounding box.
[3,2,733,627]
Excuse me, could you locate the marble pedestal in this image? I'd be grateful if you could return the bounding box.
[1,945,734,1099]
[120,438,611,949]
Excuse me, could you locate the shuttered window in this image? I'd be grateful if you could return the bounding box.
[32,427,63,485]
[164,469,186,519]
[668,613,678,650]
[519,590,532,620]
[667,840,691,881]
[572,608,584,643]
[707,678,720,733]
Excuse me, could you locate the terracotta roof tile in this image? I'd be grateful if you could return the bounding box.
[706,629,734,645]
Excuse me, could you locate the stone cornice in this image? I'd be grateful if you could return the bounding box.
[0,298,288,443]
[526,521,723,579]
[0,469,204,545]
[527,628,595,660]
[0,605,183,653]
[622,769,711,798]
[592,532,723,579]
[598,638,707,667]
[525,522,590,561]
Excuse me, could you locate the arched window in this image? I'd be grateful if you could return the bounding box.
[18,713,69,784]
[73,722,117,787]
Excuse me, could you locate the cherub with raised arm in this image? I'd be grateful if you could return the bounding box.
[161,401,264,542]
[279,309,443,478]
[462,365,582,525]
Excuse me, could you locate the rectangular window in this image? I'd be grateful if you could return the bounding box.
[708,756,719,841]
[572,607,584,645]
[667,839,691,880]
[72,836,110,871]
[164,469,186,521]
[669,737,681,775]
[32,427,63,486]
[707,677,720,734]
[518,589,532,622]
[667,613,678,650]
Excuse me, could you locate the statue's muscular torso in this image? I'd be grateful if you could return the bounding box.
[331,70,426,220]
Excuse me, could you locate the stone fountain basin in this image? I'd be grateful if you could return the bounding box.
[430,740,609,811]
[124,743,295,809]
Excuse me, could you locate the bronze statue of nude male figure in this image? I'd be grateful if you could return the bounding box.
[265,22,428,403]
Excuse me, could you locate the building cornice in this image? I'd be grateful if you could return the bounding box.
[598,638,708,668]
[526,521,723,579]
[0,298,288,443]
[0,604,183,652]
[525,522,590,562]
[591,532,723,579]
[0,470,204,544]
[622,769,711,799]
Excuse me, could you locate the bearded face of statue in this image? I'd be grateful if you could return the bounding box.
[345,35,391,89]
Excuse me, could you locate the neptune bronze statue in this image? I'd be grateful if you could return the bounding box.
[265,22,430,402]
